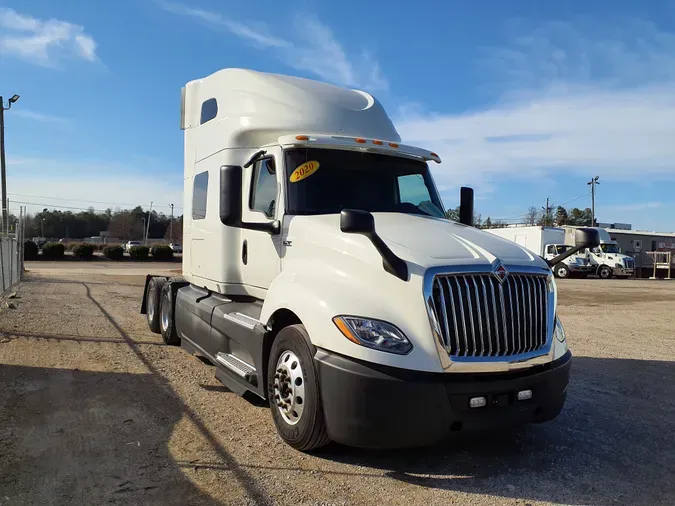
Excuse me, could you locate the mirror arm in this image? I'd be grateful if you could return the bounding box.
[546,244,585,267]
[367,233,409,281]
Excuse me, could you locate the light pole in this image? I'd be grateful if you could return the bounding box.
[169,203,174,243]
[1,94,20,229]
[145,201,153,245]
[587,176,600,226]
[41,218,45,238]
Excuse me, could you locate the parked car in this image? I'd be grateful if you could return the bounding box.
[125,240,142,252]
[169,243,182,254]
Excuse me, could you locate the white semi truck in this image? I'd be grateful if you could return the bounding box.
[141,69,599,451]
[485,226,593,279]
[563,226,635,279]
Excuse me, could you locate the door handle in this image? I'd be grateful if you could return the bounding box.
[242,240,248,265]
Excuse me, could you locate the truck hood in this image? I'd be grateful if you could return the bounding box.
[286,213,549,270]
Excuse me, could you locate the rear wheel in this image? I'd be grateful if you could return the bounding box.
[159,283,180,345]
[554,263,570,279]
[145,277,166,333]
[598,265,612,279]
[267,324,330,451]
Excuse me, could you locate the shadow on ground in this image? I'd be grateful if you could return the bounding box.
[0,279,271,506]
[313,356,675,506]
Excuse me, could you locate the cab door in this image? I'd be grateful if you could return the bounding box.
[240,147,283,292]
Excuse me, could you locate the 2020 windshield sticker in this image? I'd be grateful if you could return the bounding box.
[289,161,320,183]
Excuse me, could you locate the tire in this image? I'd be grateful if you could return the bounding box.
[554,263,570,279]
[267,324,330,452]
[159,282,180,345]
[145,277,166,333]
[598,265,612,279]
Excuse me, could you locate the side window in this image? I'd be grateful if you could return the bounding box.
[546,245,556,255]
[200,98,218,124]
[397,174,429,206]
[192,171,208,220]
[250,158,277,218]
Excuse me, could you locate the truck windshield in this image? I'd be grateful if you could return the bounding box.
[599,244,620,254]
[284,148,445,217]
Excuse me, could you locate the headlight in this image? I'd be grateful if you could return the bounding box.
[546,273,556,294]
[554,317,566,343]
[333,316,413,355]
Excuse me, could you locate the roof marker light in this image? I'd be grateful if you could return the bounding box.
[355,138,366,144]
[430,152,439,158]
[295,135,309,141]
[372,140,383,145]
[389,142,399,148]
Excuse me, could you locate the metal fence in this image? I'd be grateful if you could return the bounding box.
[0,206,25,295]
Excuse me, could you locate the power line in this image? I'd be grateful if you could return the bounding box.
[6,192,183,210]
[491,191,592,222]
[10,200,182,214]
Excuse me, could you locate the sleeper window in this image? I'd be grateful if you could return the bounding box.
[192,171,208,219]
[200,98,218,124]
[250,158,277,218]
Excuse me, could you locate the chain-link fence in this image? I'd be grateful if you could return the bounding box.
[0,206,25,295]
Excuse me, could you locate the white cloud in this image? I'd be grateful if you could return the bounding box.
[155,1,387,91]
[6,157,182,216]
[605,202,664,212]
[395,19,675,193]
[0,8,98,67]
[14,110,70,125]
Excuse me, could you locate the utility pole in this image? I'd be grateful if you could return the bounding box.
[587,176,600,226]
[145,201,153,244]
[542,197,552,226]
[169,203,174,243]
[1,94,20,230]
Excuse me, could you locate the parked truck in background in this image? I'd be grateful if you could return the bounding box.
[485,226,593,279]
[563,226,635,278]
[140,69,599,451]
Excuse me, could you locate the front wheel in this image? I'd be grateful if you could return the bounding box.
[598,265,613,279]
[554,263,570,279]
[267,324,330,452]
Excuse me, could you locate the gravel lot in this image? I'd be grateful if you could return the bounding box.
[0,266,673,506]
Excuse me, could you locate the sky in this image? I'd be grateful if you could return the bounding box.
[2,0,675,231]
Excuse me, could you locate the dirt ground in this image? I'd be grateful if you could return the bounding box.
[0,266,673,506]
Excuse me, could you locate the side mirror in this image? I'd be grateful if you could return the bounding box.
[575,228,600,249]
[546,227,601,268]
[340,209,375,236]
[220,165,280,234]
[459,187,474,226]
[340,209,408,281]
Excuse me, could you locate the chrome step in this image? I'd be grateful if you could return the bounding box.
[222,312,261,330]
[215,352,258,386]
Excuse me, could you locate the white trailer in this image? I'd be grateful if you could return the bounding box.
[140,69,598,451]
[485,226,593,279]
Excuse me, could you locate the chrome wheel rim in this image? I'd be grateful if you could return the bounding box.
[273,351,305,425]
[161,292,170,332]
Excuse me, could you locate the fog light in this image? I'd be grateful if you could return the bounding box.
[469,396,487,408]
[517,389,533,401]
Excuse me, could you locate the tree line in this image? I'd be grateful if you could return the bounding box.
[445,205,596,228]
[20,206,183,242]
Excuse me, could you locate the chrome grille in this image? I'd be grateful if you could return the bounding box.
[624,258,635,269]
[431,273,549,357]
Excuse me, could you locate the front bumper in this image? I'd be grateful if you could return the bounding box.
[613,266,634,276]
[315,349,571,449]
